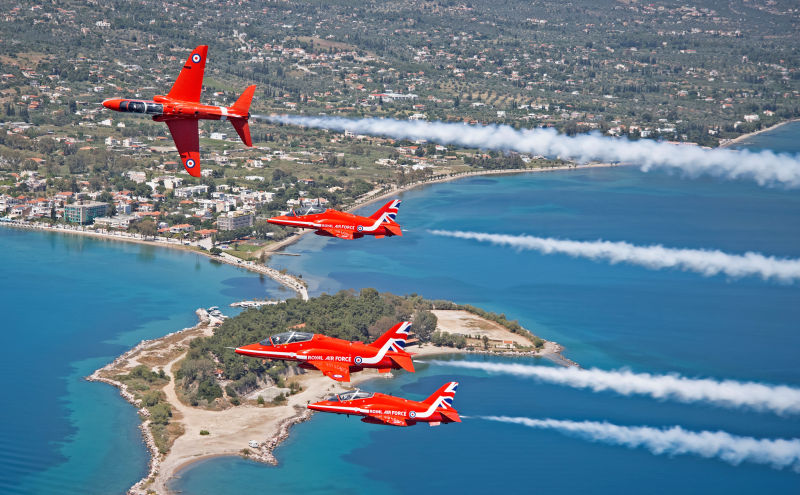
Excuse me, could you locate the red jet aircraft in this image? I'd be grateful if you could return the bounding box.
[102,45,255,177]
[267,199,402,240]
[308,382,461,427]
[235,321,414,382]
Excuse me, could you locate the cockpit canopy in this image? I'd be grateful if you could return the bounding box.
[118,100,163,115]
[286,205,326,217]
[259,331,314,346]
[327,390,374,402]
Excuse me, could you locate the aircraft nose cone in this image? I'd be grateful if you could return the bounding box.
[234,343,259,356]
[102,98,121,110]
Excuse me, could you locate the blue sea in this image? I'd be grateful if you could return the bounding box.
[0,233,291,494]
[2,122,799,494]
[176,124,800,493]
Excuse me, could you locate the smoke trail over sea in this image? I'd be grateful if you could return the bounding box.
[481,416,800,471]
[260,114,800,187]
[427,230,800,282]
[430,361,800,415]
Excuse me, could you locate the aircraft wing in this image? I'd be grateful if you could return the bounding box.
[306,360,351,382]
[167,45,207,103]
[316,227,355,240]
[366,413,410,427]
[165,119,201,177]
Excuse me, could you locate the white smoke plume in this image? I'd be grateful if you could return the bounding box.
[262,114,800,187]
[430,361,800,415]
[482,416,800,471]
[427,230,800,282]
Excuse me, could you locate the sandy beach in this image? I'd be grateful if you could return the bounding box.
[87,303,575,494]
[719,119,799,148]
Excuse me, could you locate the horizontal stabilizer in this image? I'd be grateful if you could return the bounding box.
[385,223,403,236]
[440,409,461,423]
[230,118,252,147]
[390,354,415,373]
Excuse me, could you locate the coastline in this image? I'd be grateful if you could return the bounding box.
[718,118,799,148]
[0,161,618,279]
[254,161,618,259]
[89,304,575,494]
[17,162,597,493]
[0,221,309,301]
[344,162,617,216]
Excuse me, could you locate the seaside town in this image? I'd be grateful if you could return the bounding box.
[2,1,799,494]
[2,0,797,248]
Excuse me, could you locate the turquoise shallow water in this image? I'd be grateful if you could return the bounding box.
[173,123,800,493]
[0,231,290,494]
[3,122,799,494]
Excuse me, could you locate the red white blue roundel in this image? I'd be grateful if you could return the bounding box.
[185,158,196,168]
[354,356,363,365]
[409,410,417,418]
[357,225,364,232]
[192,53,202,63]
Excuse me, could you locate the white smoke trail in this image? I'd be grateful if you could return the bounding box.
[482,416,800,471]
[427,230,800,282]
[431,361,800,415]
[262,114,800,187]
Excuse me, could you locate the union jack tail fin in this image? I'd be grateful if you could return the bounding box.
[167,45,208,103]
[369,321,411,353]
[368,199,401,225]
[422,382,460,422]
[423,381,459,407]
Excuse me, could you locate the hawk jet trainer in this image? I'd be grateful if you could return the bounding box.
[268,199,402,240]
[102,45,255,177]
[308,382,461,427]
[235,321,414,382]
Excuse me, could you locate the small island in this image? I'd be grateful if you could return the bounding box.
[88,289,573,494]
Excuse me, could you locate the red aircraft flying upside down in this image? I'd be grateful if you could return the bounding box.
[267,199,403,240]
[102,45,255,177]
[235,321,415,382]
[308,382,461,427]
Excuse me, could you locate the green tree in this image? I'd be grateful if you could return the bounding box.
[414,310,438,342]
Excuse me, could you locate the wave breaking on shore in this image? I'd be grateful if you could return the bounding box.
[482,416,800,471]
[261,114,800,187]
[431,361,800,415]
[428,230,800,283]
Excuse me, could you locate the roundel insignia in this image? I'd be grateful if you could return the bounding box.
[185,158,196,169]
[191,53,202,63]
[409,410,417,418]
[357,225,364,232]
[354,356,363,365]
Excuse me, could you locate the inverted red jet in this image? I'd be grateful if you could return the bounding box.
[102,45,255,177]
[267,199,402,240]
[235,321,414,382]
[308,382,461,427]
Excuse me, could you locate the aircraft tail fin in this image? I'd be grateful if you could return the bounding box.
[422,381,459,411]
[231,84,256,116]
[368,199,401,227]
[167,45,208,103]
[369,321,412,353]
[229,85,256,147]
